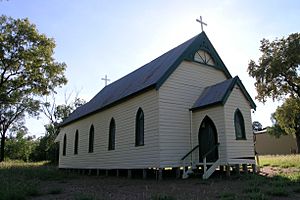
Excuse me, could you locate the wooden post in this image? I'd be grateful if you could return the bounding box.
[128,169,132,178]
[96,169,100,176]
[203,157,207,174]
[235,164,240,175]
[116,169,119,177]
[219,165,224,172]
[226,165,230,177]
[142,169,147,179]
[252,164,257,174]
[175,168,181,179]
[88,169,92,175]
[158,168,163,181]
[105,169,109,176]
[242,164,248,174]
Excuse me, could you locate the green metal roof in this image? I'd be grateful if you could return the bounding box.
[191,76,257,111]
[61,32,238,126]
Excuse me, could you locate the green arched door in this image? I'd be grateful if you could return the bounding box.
[198,116,218,162]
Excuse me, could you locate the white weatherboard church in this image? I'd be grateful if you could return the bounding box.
[55,28,257,179]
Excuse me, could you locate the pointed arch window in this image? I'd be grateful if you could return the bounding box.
[108,118,116,150]
[63,134,67,156]
[194,50,215,66]
[74,130,79,155]
[234,109,246,140]
[135,108,144,146]
[88,125,94,153]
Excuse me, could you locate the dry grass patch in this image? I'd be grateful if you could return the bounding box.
[259,155,300,168]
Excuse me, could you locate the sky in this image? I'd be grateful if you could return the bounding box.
[1,0,299,137]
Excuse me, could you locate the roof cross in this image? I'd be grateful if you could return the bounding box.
[196,16,207,32]
[101,75,110,86]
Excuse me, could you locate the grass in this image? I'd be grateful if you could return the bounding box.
[151,194,177,200]
[218,192,237,200]
[259,155,300,168]
[266,187,289,197]
[48,188,63,194]
[243,192,268,200]
[244,155,300,199]
[294,187,300,193]
[0,155,300,200]
[0,160,76,200]
[227,155,300,200]
[74,193,97,200]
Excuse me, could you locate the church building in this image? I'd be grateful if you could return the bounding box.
[55,31,256,179]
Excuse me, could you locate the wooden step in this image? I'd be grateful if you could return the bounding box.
[196,162,215,166]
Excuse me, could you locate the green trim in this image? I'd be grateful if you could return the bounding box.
[190,101,223,111]
[108,118,116,151]
[60,32,255,128]
[235,79,257,110]
[59,84,156,127]
[227,77,256,110]
[62,134,67,156]
[191,76,256,111]
[234,108,247,140]
[74,130,79,155]
[155,31,232,89]
[135,107,144,146]
[88,124,95,153]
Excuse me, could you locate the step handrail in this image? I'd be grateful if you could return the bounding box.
[202,143,220,178]
[180,145,199,161]
[202,143,220,159]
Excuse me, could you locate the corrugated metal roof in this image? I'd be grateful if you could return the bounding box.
[61,32,234,127]
[191,77,237,110]
[191,76,256,110]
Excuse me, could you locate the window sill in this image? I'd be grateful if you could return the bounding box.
[236,138,247,140]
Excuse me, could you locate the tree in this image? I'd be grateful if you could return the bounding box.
[33,92,85,162]
[0,15,67,162]
[248,32,300,153]
[268,97,300,152]
[5,127,37,162]
[248,33,300,102]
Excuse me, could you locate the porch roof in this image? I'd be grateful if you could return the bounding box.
[191,76,256,111]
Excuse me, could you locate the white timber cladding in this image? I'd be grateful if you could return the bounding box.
[58,89,159,169]
[191,106,226,164]
[224,85,255,159]
[158,61,227,167]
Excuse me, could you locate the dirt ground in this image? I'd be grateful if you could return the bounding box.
[31,168,300,200]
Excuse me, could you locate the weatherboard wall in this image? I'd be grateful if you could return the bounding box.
[191,106,227,163]
[58,89,159,169]
[158,61,227,167]
[224,85,255,159]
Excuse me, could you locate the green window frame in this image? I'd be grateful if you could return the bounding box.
[135,108,144,146]
[63,134,67,156]
[234,109,246,140]
[74,130,79,155]
[88,125,94,153]
[108,118,116,150]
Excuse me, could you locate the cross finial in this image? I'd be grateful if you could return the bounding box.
[101,75,110,86]
[196,16,207,32]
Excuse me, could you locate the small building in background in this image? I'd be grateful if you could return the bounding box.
[254,130,297,155]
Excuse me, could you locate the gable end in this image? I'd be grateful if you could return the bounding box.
[156,31,232,89]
